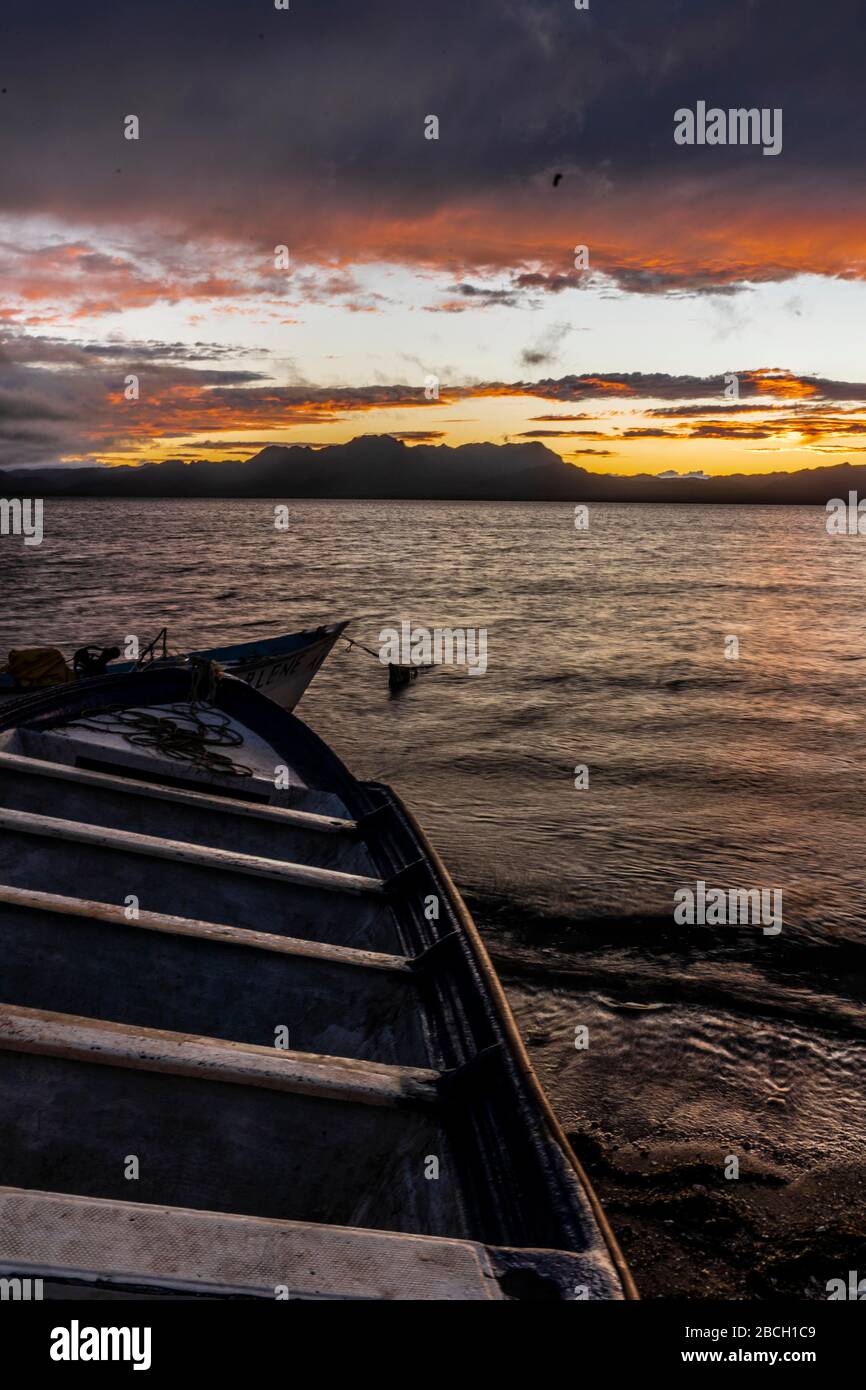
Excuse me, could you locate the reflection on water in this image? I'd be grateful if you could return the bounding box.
[5,498,866,1297]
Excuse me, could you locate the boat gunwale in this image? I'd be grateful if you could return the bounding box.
[0,621,351,693]
[388,786,639,1301]
[186,618,350,667]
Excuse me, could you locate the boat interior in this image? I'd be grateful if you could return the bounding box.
[0,666,633,1300]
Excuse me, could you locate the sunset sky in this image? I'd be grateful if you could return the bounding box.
[2,0,866,476]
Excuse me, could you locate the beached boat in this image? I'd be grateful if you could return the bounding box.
[0,664,635,1300]
[0,621,349,712]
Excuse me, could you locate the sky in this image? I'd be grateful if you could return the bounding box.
[2,0,866,476]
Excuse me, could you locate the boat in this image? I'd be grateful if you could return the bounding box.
[0,621,349,713]
[0,663,636,1300]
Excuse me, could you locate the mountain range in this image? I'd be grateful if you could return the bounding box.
[1,436,864,504]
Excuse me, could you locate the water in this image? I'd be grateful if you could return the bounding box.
[3,498,866,1298]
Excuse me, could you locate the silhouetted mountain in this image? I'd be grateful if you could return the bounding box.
[2,437,866,503]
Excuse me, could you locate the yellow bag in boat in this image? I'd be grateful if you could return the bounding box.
[1,647,76,688]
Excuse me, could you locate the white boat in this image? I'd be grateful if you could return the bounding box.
[0,621,349,713]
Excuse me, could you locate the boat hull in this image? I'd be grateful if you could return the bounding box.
[0,665,636,1300]
[0,621,348,712]
[216,624,346,711]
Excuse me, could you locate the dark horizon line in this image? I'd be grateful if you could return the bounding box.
[2,437,866,505]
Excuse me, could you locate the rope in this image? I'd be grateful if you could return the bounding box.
[342,636,382,662]
[63,704,254,778]
[342,635,438,697]
[63,660,253,778]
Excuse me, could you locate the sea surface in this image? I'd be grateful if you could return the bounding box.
[3,498,866,1299]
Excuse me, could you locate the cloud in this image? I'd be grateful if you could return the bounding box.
[518,429,611,438]
[648,403,783,417]
[655,469,710,479]
[4,331,866,468]
[428,283,524,312]
[684,423,775,440]
[0,230,397,326]
[386,430,446,442]
[619,428,674,439]
[477,369,859,406]
[519,321,573,369]
[529,413,598,422]
[1,0,864,303]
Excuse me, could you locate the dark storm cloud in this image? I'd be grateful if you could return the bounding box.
[0,1,863,291]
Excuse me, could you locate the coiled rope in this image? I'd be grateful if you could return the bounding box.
[63,659,254,778]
